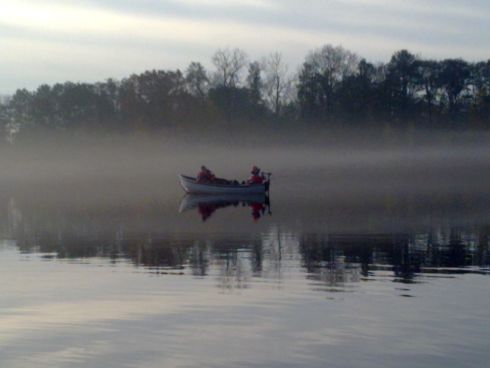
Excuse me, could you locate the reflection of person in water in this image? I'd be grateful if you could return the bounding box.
[197,201,239,222]
[197,203,216,221]
[196,199,268,222]
[250,202,266,221]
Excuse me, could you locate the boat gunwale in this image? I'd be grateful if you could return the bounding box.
[180,174,267,189]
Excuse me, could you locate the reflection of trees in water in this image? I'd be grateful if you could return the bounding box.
[4,198,490,289]
[187,242,210,277]
[299,230,490,284]
[299,234,363,286]
[124,239,190,270]
[216,248,252,292]
[310,256,361,286]
[258,227,285,280]
[212,230,300,291]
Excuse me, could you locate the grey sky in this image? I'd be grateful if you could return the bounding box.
[1,0,489,94]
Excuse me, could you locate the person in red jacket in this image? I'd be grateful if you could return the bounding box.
[197,166,231,184]
[248,166,264,184]
[197,165,215,183]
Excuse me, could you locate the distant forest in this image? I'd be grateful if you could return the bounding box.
[1,45,489,139]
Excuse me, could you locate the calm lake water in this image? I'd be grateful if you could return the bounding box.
[1,141,489,368]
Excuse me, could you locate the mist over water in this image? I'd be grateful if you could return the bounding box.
[2,129,490,234]
[0,128,489,368]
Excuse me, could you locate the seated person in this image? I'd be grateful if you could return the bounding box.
[197,165,215,183]
[197,166,230,184]
[248,166,265,184]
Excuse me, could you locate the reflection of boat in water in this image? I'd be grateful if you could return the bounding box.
[179,193,268,211]
[179,175,270,194]
[179,194,271,222]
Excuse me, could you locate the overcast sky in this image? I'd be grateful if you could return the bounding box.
[1,0,489,94]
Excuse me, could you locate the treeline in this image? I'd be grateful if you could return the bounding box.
[1,45,489,138]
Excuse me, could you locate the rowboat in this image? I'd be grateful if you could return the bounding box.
[179,174,270,194]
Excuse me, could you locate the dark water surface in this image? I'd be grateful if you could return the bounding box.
[0,141,489,368]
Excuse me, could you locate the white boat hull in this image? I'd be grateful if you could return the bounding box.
[179,175,269,194]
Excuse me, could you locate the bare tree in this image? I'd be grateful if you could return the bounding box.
[247,61,263,105]
[263,52,291,117]
[185,62,209,98]
[306,44,359,82]
[303,44,359,118]
[211,48,248,88]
